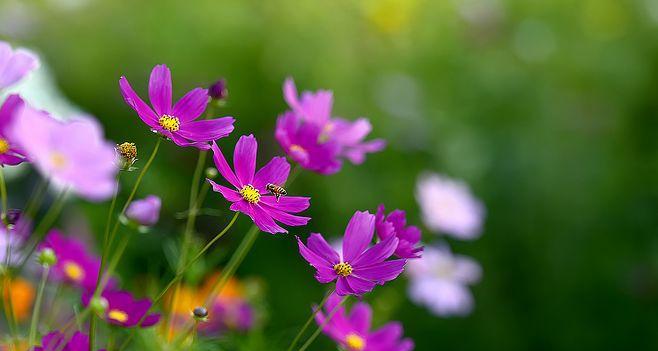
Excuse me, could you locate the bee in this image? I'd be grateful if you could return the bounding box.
[266,183,287,202]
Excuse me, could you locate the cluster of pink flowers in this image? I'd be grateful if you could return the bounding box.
[0,38,486,351]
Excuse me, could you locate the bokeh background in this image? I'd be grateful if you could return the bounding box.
[2,0,658,349]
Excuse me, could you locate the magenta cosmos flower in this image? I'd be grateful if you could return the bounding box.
[10,106,118,201]
[0,41,39,90]
[40,230,111,291]
[34,331,105,351]
[375,205,423,259]
[416,173,485,240]
[315,293,414,351]
[125,195,161,227]
[200,298,254,335]
[276,78,385,174]
[119,64,234,149]
[406,246,481,317]
[207,134,311,234]
[82,290,160,328]
[0,95,27,166]
[297,211,406,296]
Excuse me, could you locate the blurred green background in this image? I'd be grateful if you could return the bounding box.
[2,0,658,349]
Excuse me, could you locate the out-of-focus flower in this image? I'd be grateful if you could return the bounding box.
[0,41,39,90]
[416,173,485,240]
[0,94,27,166]
[119,64,234,149]
[375,205,423,259]
[82,290,160,328]
[0,277,34,322]
[10,106,118,201]
[276,79,385,175]
[406,246,481,317]
[207,134,311,234]
[33,331,105,351]
[208,78,228,101]
[0,223,25,266]
[123,195,161,229]
[315,293,414,351]
[40,230,109,291]
[297,211,406,296]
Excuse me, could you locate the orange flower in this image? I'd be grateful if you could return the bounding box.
[1,277,35,322]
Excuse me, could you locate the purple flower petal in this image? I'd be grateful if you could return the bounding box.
[0,43,39,89]
[352,236,398,267]
[119,77,159,128]
[343,276,376,295]
[335,276,355,296]
[348,302,372,335]
[234,135,257,186]
[208,179,242,202]
[261,205,310,227]
[210,141,241,188]
[148,64,172,116]
[307,233,340,265]
[354,259,406,284]
[342,211,375,263]
[259,196,310,213]
[297,235,334,269]
[172,87,209,122]
[177,117,234,141]
[252,156,290,191]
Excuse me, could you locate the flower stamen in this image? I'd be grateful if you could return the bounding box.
[108,309,129,323]
[63,261,85,282]
[333,262,353,277]
[239,185,261,204]
[158,115,180,132]
[0,138,9,154]
[345,333,366,350]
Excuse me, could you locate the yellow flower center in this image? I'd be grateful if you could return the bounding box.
[289,144,306,154]
[108,309,129,323]
[50,152,67,169]
[158,115,180,132]
[318,122,334,143]
[0,138,9,154]
[333,262,353,277]
[345,333,366,351]
[239,184,261,204]
[63,262,85,282]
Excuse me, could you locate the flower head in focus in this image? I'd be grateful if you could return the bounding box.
[0,41,39,90]
[297,211,406,296]
[40,230,110,291]
[275,78,386,175]
[207,134,311,234]
[375,205,423,259]
[123,195,161,231]
[315,293,414,351]
[116,141,137,171]
[0,94,27,166]
[119,64,234,149]
[82,290,160,328]
[416,173,485,240]
[406,245,481,317]
[10,106,119,201]
[34,331,105,351]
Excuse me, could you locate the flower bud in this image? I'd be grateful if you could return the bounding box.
[192,306,208,322]
[116,142,138,171]
[124,195,161,231]
[205,167,218,179]
[208,79,228,101]
[37,248,57,267]
[90,296,109,315]
[5,209,21,226]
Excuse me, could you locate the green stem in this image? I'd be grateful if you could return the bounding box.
[95,172,122,290]
[23,178,50,221]
[16,188,69,273]
[298,296,349,351]
[88,314,96,351]
[0,167,7,224]
[287,289,335,351]
[117,212,240,351]
[1,275,19,346]
[28,266,50,346]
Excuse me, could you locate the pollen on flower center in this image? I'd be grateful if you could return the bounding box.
[158,115,180,132]
[239,185,261,204]
[108,309,129,323]
[63,262,85,282]
[345,333,366,351]
[0,138,9,154]
[333,262,353,277]
[289,144,306,154]
[50,152,67,169]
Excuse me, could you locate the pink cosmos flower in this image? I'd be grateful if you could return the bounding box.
[207,134,311,234]
[275,78,385,175]
[0,95,27,166]
[297,211,406,296]
[40,230,112,292]
[406,246,481,317]
[0,41,39,90]
[10,106,118,201]
[34,331,105,351]
[200,298,254,334]
[315,293,414,351]
[416,173,485,240]
[125,195,161,227]
[375,205,423,259]
[119,64,234,149]
[82,290,161,328]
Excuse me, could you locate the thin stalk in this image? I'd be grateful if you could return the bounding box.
[1,275,19,346]
[88,314,96,351]
[286,289,335,351]
[298,296,349,351]
[23,178,50,221]
[28,266,50,346]
[0,168,7,224]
